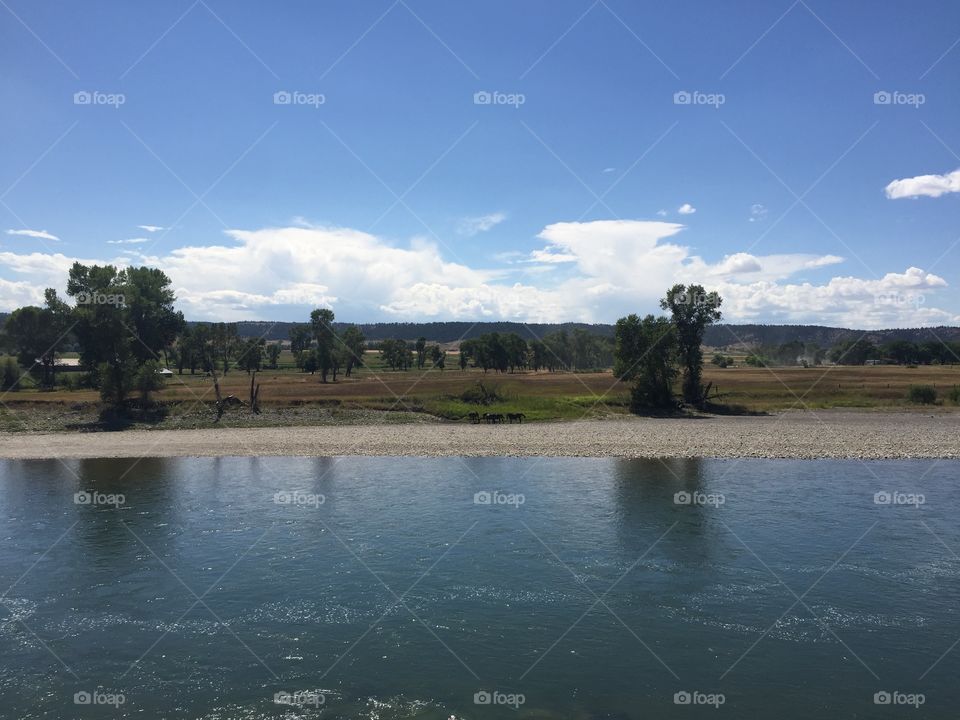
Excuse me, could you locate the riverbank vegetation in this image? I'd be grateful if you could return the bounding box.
[2,263,960,431]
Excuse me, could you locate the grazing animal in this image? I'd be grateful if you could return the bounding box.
[482,412,505,424]
[507,412,526,424]
[467,412,480,424]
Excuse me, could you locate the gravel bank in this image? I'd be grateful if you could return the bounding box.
[0,411,957,460]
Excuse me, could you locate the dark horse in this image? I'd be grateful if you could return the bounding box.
[467,412,481,424]
[507,412,526,424]
[483,413,505,424]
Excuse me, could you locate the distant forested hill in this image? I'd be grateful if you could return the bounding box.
[227,320,616,343]
[702,324,960,349]
[1,309,957,350]
[217,320,960,348]
[2,309,957,348]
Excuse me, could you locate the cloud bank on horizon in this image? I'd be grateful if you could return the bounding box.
[0,219,951,329]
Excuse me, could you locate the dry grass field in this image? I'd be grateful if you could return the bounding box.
[3,358,960,430]
[702,363,960,410]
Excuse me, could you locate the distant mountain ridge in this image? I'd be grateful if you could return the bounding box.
[227,321,615,343]
[2,310,957,349]
[217,320,960,348]
[703,324,960,349]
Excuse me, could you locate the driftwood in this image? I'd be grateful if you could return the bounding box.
[207,355,263,422]
[211,362,245,421]
[249,372,261,415]
[212,362,225,422]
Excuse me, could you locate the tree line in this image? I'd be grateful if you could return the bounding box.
[285,309,367,381]
[0,265,380,404]
[828,339,960,366]
[456,329,613,373]
[0,264,721,415]
[738,339,960,367]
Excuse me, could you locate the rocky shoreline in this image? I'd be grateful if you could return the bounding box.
[0,410,957,460]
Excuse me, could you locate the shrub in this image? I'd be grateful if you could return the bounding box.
[459,381,501,405]
[136,360,165,404]
[949,386,960,404]
[908,385,937,404]
[711,353,732,368]
[99,360,138,407]
[629,375,677,411]
[1,357,20,391]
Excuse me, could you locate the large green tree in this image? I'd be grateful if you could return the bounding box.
[4,289,71,387]
[379,338,413,370]
[660,284,722,405]
[614,314,677,410]
[66,263,183,405]
[67,263,183,369]
[310,308,336,382]
[340,325,366,377]
[265,343,281,369]
[66,263,129,372]
[430,343,445,370]
[236,338,265,373]
[122,266,184,364]
[289,324,312,369]
[209,323,239,375]
[415,336,427,369]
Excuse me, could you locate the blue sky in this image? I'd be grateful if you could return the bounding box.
[1,0,959,326]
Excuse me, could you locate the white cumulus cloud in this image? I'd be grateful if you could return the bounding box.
[0,221,951,328]
[6,229,60,242]
[678,203,697,215]
[885,169,960,199]
[457,212,506,236]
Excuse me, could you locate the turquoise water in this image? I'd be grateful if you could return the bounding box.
[0,456,957,718]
